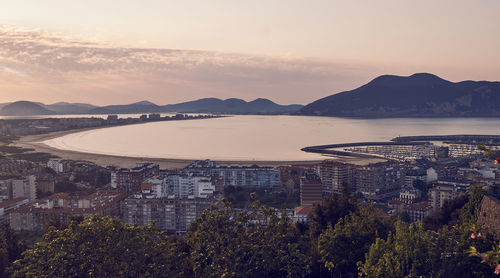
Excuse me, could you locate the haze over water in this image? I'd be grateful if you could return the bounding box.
[42,115,500,161]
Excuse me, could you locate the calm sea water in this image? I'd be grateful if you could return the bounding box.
[43,116,500,161]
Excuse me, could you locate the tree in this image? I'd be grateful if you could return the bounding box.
[309,187,358,239]
[9,216,190,278]
[358,221,436,278]
[0,224,25,278]
[431,225,493,278]
[318,207,393,276]
[423,194,468,230]
[185,201,312,278]
[307,186,359,276]
[458,186,485,228]
[359,213,495,278]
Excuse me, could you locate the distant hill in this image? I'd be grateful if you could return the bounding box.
[88,101,163,114]
[0,98,302,116]
[299,73,500,117]
[0,103,10,110]
[162,98,303,114]
[0,101,55,116]
[46,102,98,114]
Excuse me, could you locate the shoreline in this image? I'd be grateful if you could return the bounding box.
[12,128,323,169]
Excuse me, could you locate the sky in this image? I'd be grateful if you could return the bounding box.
[0,0,499,105]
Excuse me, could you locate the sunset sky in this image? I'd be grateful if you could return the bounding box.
[0,0,499,105]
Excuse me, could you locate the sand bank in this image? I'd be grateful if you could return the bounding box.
[11,128,323,169]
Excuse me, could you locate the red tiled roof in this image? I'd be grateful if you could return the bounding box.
[0,197,28,209]
[408,201,431,211]
[388,199,404,205]
[372,208,390,217]
[295,206,313,215]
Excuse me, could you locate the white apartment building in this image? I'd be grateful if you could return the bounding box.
[143,174,215,199]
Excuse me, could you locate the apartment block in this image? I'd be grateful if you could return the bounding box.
[111,163,159,192]
[121,193,214,233]
[300,173,323,207]
[355,162,404,200]
[0,197,29,224]
[184,160,280,188]
[141,174,216,199]
[319,160,354,194]
[9,192,127,231]
[47,160,71,173]
[407,201,432,222]
[0,176,37,202]
[428,179,470,212]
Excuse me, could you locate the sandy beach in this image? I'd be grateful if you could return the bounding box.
[11,128,324,169]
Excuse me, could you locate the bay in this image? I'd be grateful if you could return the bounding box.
[43,115,500,161]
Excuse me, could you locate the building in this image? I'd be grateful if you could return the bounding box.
[0,180,11,202]
[294,206,313,223]
[47,160,71,174]
[0,176,38,202]
[9,191,127,231]
[35,174,55,194]
[13,176,37,202]
[121,193,215,233]
[0,159,38,175]
[278,164,319,193]
[0,176,37,202]
[141,174,216,199]
[184,160,280,188]
[111,163,159,192]
[107,115,118,123]
[387,199,405,215]
[355,162,404,200]
[213,166,280,188]
[428,179,470,212]
[122,173,218,233]
[399,187,422,204]
[407,201,432,222]
[0,197,28,223]
[300,173,323,207]
[169,174,215,198]
[426,167,438,183]
[404,169,427,187]
[319,160,354,194]
[148,114,161,120]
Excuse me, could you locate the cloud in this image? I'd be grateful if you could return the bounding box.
[0,25,375,105]
[0,65,26,76]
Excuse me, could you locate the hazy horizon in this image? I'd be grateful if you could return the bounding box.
[1,0,499,105]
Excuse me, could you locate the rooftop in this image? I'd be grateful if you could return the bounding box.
[0,197,28,209]
[12,192,127,214]
[408,201,431,211]
[294,206,313,216]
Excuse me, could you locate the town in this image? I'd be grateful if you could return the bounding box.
[0,136,499,237]
[0,113,220,137]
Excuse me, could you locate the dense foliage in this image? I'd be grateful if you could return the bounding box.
[224,185,299,208]
[318,208,393,274]
[0,225,25,278]
[9,217,188,278]
[186,201,311,277]
[5,186,499,277]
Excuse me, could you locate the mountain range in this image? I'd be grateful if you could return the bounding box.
[0,98,303,116]
[3,73,499,117]
[299,73,500,117]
